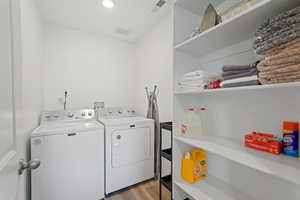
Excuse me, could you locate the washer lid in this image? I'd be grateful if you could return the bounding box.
[32,121,104,137]
[98,116,154,126]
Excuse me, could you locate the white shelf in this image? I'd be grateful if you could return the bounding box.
[174,82,300,95]
[174,0,300,57]
[174,136,300,185]
[174,176,255,200]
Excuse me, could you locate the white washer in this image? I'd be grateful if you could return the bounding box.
[31,109,105,200]
[97,108,154,194]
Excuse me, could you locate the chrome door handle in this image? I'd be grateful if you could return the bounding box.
[18,159,41,175]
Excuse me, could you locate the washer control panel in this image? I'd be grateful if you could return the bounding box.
[41,109,95,124]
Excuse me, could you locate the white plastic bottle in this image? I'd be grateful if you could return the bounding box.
[181,108,204,138]
[197,108,207,136]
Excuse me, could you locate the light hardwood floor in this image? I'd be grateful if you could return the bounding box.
[105,180,171,200]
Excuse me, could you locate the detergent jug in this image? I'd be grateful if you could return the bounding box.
[182,149,207,184]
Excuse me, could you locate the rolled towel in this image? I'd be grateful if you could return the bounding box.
[255,21,300,45]
[260,37,300,56]
[254,29,300,54]
[255,6,300,36]
[255,13,300,38]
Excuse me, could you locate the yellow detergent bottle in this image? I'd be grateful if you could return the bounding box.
[182,149,207,184]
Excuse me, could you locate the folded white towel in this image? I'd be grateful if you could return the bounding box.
[179,79,208,86]
[180,76,206,82]
[178,85,205,92]
[183,70,220,81]
[221,75,258,86]
[178,87,205,92]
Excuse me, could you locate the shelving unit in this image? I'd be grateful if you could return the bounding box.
[174,136,300,185]
[161,148,172,161]
[174,0,300,57]
[173,0,300,200]
[174,176,255,200]
[160,122,173,200]
[174,82,300,95]
[161,175,172,191]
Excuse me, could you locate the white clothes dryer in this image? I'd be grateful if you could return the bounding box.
[97,108,154,194]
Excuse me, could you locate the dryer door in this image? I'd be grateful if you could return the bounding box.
[112,127,151,167]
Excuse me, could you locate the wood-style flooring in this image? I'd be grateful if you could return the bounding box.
[105,180,171,200]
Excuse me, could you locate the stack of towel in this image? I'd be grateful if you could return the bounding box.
[178,70,221,91]
[254,6,300,84]
[221,62,260,88]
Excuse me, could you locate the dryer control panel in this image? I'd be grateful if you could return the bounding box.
[97,107,136,119]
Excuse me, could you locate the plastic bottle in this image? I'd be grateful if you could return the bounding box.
[181,108,205,138]
[282,121,299,157]
[198,108,207,136]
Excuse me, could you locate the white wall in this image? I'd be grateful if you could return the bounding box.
[20,0,44,199]
[21,0,44,131]
[135,13,173,122]
[43,24,136,110]
[135,13,173,176]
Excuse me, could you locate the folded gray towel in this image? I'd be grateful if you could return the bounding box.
[222,80,260,88]
[222,61,259,72]
[222,65,254,72]
[223,68,258,80]
[222,69,253,76]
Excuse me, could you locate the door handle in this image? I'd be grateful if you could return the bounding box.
[18,159,41,175]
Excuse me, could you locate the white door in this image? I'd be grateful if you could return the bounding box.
[0,0,25,200]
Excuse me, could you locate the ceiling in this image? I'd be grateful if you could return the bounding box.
[35,0,175,42]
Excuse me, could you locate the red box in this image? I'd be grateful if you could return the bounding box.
[245,132,282,155]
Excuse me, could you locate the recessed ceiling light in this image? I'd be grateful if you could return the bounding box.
[102,0,114,8]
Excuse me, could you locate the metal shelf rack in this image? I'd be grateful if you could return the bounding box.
[159,121,173,200]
